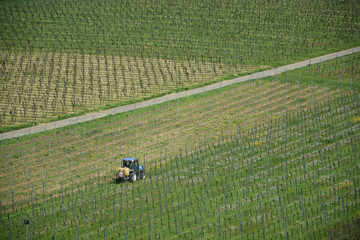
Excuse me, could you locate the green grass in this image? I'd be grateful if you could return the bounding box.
[1,0,359,65]
[263,52,360,91]
[1,0,359,127]
[0,82,359,239]
[0,56,359,238]
[0,0,360,237]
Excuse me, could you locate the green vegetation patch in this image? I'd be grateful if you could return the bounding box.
[0,80,359,239]
[0,0,359,128]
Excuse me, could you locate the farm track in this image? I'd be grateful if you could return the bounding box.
[2,46,360,140]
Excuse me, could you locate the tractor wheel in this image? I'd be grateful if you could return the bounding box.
[130,173,137,182]
[140,172,146,180]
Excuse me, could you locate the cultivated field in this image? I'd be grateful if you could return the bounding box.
[0,53,359,239]
[0,50,259,127]
[0,0,360,239]
[0,0,359,128]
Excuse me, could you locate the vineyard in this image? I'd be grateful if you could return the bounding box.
[1,0,359,128]
[0,50,254,127]
[0,52,360,238]
[0,0,360,239]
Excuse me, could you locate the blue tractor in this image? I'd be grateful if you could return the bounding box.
[115,158,145,183]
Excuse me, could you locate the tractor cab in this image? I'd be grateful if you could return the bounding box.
[123,158,139,170]
[115,158,145,183]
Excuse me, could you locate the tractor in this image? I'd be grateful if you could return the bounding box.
[115,158,145,183]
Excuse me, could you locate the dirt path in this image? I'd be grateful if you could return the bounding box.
[2,46,360,140]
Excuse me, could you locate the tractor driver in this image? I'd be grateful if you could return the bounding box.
[123,160,131,168]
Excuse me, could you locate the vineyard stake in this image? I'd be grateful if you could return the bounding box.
[24,219,29,240]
